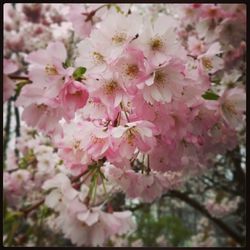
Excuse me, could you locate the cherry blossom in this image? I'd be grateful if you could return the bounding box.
[3,59,18,102]
[3,3,246,247]
[219,87,246,128]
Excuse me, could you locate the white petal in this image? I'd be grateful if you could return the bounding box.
[112,126,127,138]
[45,190,61,208]
[151,87,163,102]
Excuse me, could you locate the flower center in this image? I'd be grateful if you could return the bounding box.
[112,32,127,45]
[92,51,105,65]
[154,70,167,85]
[104,80,118,95]
[202,57,213,70]
[91,137,105,145]
[125,128,137,145]
[125,64,139,78]
[73,140,81,150]
[222,102,237,115]
[37,104,47,111]
[150,37,164,51]
[45,64,58,76]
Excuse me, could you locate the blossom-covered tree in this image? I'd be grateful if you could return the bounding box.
[3,3,246,247]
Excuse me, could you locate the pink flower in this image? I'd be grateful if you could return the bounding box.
[80,97,119,121]
[86,71,127,108]
[77,206,100,226]
[17,41,69,118]
[15,83,59,107]
[139,174,163,202]
[3,59,18,102]
[26,41,67,88]
[81,122,113,161]
[102,162,182,203]
[187,36,206,56]
[198,42,224,74]
[4,170,31,194]
[199,4,226,20]
[42,173,79,209]
[141,59,185,104]
[58,79,89,121]
[112,46,148,95]
[56,121,114,168]
[111,120,157,159]
[21,103,63,135]
[102,164,153,199]
[4,169,32,207]
[75,30,110,74]
[133,15,186,66]
[219,87,246,128]
[56,122,92,167]
[16,41,90,133]
[97,12,142,60]
[67,4,102,39]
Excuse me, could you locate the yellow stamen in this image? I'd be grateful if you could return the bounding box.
[45,64,58,76]
[150,37,164,51]
[104,80,118,95]
[154,70,167,85]
[112,32,127,45]
[202,57,213,70]
[92,51,105,64]
[125,64,139,78]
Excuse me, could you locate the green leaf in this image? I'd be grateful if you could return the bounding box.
[202,91,219,100]
[73,67,86,80]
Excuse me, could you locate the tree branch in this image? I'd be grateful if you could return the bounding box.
[14,106,20,158]
[21,199,45,217]
[165,190,245,246]
[3,100,12,165]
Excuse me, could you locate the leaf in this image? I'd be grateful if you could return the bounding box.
[202,91,219,100]
[73,67,86,80]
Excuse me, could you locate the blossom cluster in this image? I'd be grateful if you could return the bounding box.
[3,3,246,247]
[205,195,241,218]
[189,217,217,247]
[4,126,60,208]
[42,173,136,246]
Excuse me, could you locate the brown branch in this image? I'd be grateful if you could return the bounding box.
[6,168,19,173]
[3,100,12,165]
[165,190,245,246]
[187,54,198,60]
[82,4,108,22]
[14,106,20,158]
[8,75,31,82]
[71,168,90,183]
[21,199,45,217]
[228,147,245,193]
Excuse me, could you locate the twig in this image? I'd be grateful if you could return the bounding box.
[165,190,245,245]
[3,101,12,165]
[82,4,108,22]
[71,168,90,183]
[21,199,45,217]
[9,75,31,82]
[14,106,20,158]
